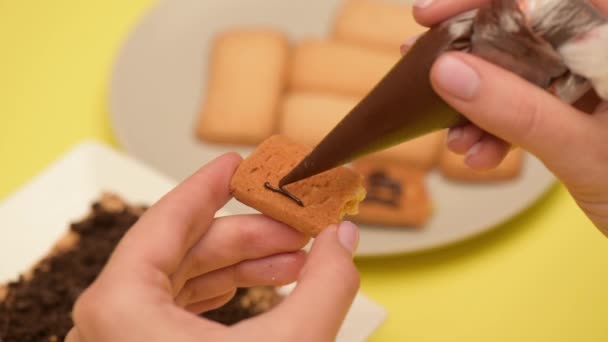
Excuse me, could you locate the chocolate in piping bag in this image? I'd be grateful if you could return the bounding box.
[280,0,607,187]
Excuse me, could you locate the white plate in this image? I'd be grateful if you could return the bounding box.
[109,0,556,256]
[0,141,386,342]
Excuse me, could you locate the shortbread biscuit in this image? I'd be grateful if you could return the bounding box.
[439,146,524,182]
[361,132,444,170]
[333,0,427,51]
[351,161,431,227]
[230,135,366,236]
[197,29,290,145]
[278,92,359,147]
[288,39,399,97]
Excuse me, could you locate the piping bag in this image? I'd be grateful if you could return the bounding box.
[279,0,608,188]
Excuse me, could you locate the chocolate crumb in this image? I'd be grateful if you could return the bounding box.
[0,196,282,341]
[0,201,139,342]
[202,287,282,325]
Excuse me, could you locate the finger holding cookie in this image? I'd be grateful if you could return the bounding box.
[69,153,327,341]
[169,214,310,305]
[235,222,360,342]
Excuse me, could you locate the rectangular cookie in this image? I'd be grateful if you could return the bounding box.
[439,146,524,182]
[230,135,366,236]
[361,132,445,170]
[288,39,399,97]
[197,29,290,145]
[332,0,427,51]
[278,92,359,147]
[350,161,432,227]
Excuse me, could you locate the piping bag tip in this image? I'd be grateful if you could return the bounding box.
[279,26,464,187]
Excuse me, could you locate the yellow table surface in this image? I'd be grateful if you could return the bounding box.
[1,1,607,341]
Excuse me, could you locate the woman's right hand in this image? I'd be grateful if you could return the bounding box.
[408,0,608,236]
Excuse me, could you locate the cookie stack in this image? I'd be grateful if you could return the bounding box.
[196,0,524,229]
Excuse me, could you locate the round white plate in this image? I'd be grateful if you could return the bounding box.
[109,0,555,256]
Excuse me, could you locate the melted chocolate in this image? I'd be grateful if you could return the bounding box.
[524,0,606,47]
[471,0,568,88]
[364,171,402,208]
[264,182,304,207]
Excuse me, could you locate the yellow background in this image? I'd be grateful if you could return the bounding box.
[1,1,607,341]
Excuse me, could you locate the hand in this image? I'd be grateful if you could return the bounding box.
[66,153,361,341]
[404,0,608,236]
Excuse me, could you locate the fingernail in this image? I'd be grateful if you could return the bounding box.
[434,55,480,100]
[338,221,359,255]
[465,142,483,162]
[447,127,463,145]
[596,101,608,113]
[400,34,421,55]
[414,0,434,8]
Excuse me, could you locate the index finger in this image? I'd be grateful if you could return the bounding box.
[113,153,242,275]
[413,0,487,27]
[413,0,608,27]
[591,0,608,13]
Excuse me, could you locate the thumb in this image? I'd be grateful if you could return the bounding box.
[253,222,360,341]
[430,52,595,176]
